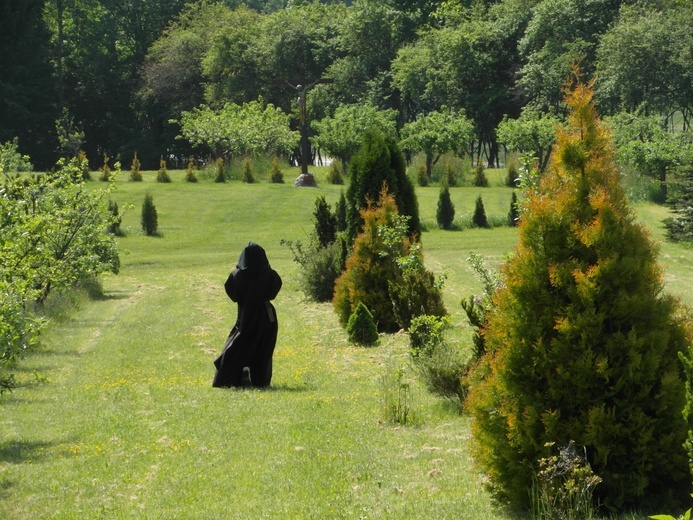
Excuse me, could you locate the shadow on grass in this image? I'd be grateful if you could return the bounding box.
[0,439,55,464]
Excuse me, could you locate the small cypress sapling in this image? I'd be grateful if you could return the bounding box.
[241,157,254,183]
[335,191,347,232]
[436,185,455,230]
[107,199,122,236]
[444,162,458,187]
[77,150,91,181]
[346,302,379,346]
[327,161,343,184]
[99,154,111,181]
[141,192,158,236]
[507,191,519,227]
[270,157,284,183]
[472,195,489,228]
[473,162,489,187]
[506,158,520,187]
[416,164,428,187]
[186,156,199,183]
[313,195,337,248]
[130,152,142,181]
[157,158,171,183]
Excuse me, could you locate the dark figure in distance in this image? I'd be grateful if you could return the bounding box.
[213,242,282,388]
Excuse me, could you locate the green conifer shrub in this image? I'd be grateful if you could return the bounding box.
[473,162,489,187]
[107,199,122,236]
[270,157,284,183]
[416,164,428,187]
[157,158,171,183]
[282,239,343,303]
[508,191,519,227]
[335,191,347,232]
[346,302,379,346]
[77,150,91,181]
[130,152,142,181]
[444,162,458,187]
[327,161,343,185]
[186,156,199,183]
[99,154,111,182]
[664,162,693,242]
[506,157,520,187]
[466,79,692,513]
[472,195,489,228]
[436,185,455,230]
[241,157,254,183]
[313,196,337,248]
[346,128,419,241]
[141,192,158,236]
[334,189,443,333]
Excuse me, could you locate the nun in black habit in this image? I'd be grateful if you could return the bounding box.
[213,242,282,388]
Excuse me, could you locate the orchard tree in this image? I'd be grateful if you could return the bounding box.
[466,79,692,513]
[607,110,688,201]
[311,104,397,175]
[400,109,475,178]
[177,99,299,159]
[496,107,561,172]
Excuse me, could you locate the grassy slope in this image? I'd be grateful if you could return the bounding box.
[0,168,688,519]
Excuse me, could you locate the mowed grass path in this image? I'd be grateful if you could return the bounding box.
[1,169,690,519]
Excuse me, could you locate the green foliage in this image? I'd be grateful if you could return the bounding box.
[186,156,199,183]
[531,442,602,520]
[508,191,519,227]
[76,151,91,181]
[473,163,489,187]
[505,157,520,187]
[326,161,343,185]
[141,192,158,236]
[346,302,379,346]
[345,128,420,241]
[270,157,284,184]
[0,139,33,174]
[497,108,560,173]
[408,314,450,360]
[282,238,343,303]
[665,164,693,243]
[444,162,458,187]
[130,152,143,181]
[335,191,347,232]
[400,109,475,178]
[241,157,254,184]
[311,104,398,176]
[408,315,465,407]
[211,157,223,183]
[472,195,489,228]
[157,158,171,183]
[416,164,428,187]
[313,196,337,248]
[380,367,421,426]
[467,81,692,513]
[107,200,122,236]
[0,158,120,390]
[335,190,442,333]
[460,252,502,362]
[650,509,692,520]
[436,185,455,230]
[99,154,112,182]
[177,99,299,159]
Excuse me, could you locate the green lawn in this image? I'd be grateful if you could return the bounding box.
[0,168,688,519]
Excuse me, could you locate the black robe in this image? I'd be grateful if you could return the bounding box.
[213,244,282,388]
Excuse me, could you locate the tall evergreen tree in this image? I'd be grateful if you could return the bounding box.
[346,128,419,241]
[466,79,692,513]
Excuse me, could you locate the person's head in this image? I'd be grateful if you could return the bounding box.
[236,242,270,277]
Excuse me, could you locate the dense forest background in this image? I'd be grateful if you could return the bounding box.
[1,0,691,171]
